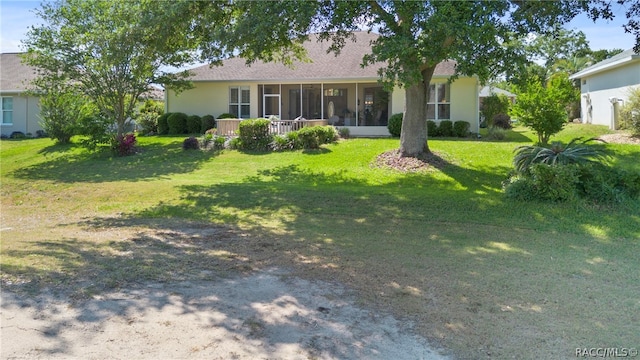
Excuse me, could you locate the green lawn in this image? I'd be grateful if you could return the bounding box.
[1,124,639,359]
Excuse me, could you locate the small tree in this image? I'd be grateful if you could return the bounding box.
[37,84,89,144]
[510,78,569,145]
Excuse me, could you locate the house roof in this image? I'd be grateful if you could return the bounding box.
[569,49,640,79]
[479,86,516,98]
[0,53,40,93]
[187,32,457,82]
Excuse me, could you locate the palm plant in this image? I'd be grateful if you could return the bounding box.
[513,137,609,174]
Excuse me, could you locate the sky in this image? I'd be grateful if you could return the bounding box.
[1,0,637,55]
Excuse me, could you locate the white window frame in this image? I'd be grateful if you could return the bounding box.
[229,86,250,119]
[1,96,13,125]
[427,83,450,121]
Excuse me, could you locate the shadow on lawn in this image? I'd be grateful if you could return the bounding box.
[12,141,219,183]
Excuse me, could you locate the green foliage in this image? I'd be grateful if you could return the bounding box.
[217,113,237,119]
[453,121,470,138]
[481,93,510,128]
[338,127,350,139]
[427,120,439,137]
[438,121,453,137]
[513,137,608,175]
[182,136,200,150]
[504,163,579,202]
[237,118,272,151]
[167,112,188,135]
[136,100,163,135]
[37,86,90,144]
[23,0,196,136]
[619,87,640,135]
[212,135,226,150]
[186,115,202,134]
[509,79,568,145]
[157,113,171,135]
[201,114,216,133]
[492,114,512,130]
[295,126,338,149]
[387,113,403,137]
[77,114,114,150]
[505,162,640,205]
[486,127,507,140]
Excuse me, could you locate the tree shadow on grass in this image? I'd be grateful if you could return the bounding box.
[11,141,220,183]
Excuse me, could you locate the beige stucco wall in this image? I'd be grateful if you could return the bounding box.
[578,62,640,129]
[1,93,42,137]
[167,77,479,135]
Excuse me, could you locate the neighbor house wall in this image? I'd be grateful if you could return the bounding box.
[579,62,640,129]
[0,93,42,137]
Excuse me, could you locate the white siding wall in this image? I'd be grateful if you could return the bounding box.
[0,93,42,137]
[579,62,640,129]
[166,82,258,118]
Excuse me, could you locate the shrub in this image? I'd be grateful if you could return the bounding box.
[237,118,272,151]
[575,164,640,204]
[157,113,171,135]
[182,136,200,150]
[297,127,320,149]
[9,131,26,139]
[427,120,439,137]
[137,112,159,135]
[167,112,188,134]
[186,115,202,134]
[338,127,350,139]
[111,133,137,156]
[486,127,507,140]
[285,131,302,149]
[438,120,453,137]
[453,121,470,137]
[228,136,242,149]
[77,113,113,150]
[217,113,237,119]
[492,113,512,129]
[271,135,290,151]
[201,114,216,133]
[317,125,338,144]
[619,87,640,135]
[213,135,226,150]
[481,93,510,127]
[513,137,608,175]
[504,163,579,202]
[387,113,403,137]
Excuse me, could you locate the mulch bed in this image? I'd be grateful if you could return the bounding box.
[373,149,450,173]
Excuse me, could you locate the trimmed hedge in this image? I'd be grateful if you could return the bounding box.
[387,113,403,137]
[201,114,216,133]
[237,118,272,151]
[217,113,237,119]
[438,120,454,137]
[157,112,171,135]
[427,120,439,137]
[167,112,188,134]
[186,115,202,134]
[453,121,470,137]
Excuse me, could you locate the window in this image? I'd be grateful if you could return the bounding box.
[1,97,13,125]
[229,87,250,118]
[426,83,450,120]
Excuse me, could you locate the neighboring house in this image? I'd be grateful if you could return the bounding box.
[0,53,43,137]
[569,49,640,129]
[166,32,480,137]
[479,86,516,104]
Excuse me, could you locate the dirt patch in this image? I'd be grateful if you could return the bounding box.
[597,132,640,145]
[1,220,447,360]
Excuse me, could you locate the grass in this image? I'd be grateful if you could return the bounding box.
[1,124,639,359]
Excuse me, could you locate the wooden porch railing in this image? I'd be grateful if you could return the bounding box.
[216,119,329,136]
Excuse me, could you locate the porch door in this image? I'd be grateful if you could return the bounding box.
[263,94,281,119]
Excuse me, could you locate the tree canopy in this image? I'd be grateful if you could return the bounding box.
[22,0,198,136]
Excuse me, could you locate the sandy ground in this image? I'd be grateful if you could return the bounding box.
[1,268,446,359]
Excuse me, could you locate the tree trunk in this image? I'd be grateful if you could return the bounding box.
[399,66,436,157]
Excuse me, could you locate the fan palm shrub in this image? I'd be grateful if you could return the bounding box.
[513,137,608,174]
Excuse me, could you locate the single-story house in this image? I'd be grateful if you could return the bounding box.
[0,53,43,137]
[166,32,480,137]
[569,49,640,129]
[479,86,516,104]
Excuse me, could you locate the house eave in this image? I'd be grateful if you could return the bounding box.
[570,55,640,80]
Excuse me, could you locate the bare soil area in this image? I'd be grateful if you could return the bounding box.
[1,221,447,360]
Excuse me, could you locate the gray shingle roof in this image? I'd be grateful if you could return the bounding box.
[187,32,457,82]
[0,53,39,92]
